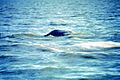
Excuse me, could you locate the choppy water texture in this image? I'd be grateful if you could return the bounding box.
[0,0,120,80]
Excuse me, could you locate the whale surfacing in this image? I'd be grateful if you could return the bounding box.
[44,30,70,37]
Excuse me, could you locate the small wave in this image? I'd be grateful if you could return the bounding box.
[34,44,63,52]
[80,55,97,59]
[0,33,16,39]
[0,44,18,51]
[49,22,68,26]
[58,52,97,60]
[2,23,11,26]
[0,32,41,39]
[3,16,13,19]
[0,55,18,64]
[0,44,18,48]
[0,70,21,75]
[0,55,14,59]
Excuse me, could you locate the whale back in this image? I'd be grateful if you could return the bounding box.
[44,30,70,37]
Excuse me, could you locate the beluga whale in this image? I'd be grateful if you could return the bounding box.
[44,30,70,37]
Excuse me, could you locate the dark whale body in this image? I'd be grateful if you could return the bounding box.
[44,30,70,37]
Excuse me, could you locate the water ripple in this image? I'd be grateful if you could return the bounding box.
[0,0,120,80]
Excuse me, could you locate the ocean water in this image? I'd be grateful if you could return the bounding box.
[0,0,120,80]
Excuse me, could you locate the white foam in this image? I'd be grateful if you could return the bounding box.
[73,41,120,49]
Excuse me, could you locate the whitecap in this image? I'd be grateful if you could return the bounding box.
[73,41,120,50]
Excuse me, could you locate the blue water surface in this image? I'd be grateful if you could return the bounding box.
[0,0,120,80]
